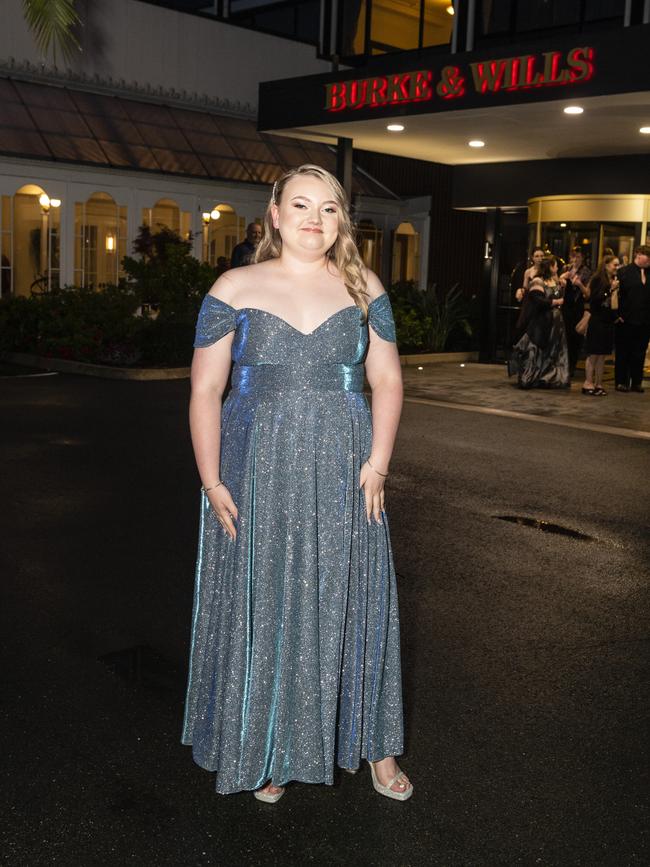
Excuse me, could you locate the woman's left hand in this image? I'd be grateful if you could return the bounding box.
[360,460,386,524]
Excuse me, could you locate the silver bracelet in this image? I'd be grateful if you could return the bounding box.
[201,481,224,494]
[366,458,389,478]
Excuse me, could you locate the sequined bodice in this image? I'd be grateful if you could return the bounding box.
[194,293,396,393]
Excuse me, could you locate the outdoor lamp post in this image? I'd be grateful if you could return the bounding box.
[201,208,221,264]
[38,193,61,291]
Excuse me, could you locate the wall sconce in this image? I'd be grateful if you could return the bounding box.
[484,241,493,259]
[202,212,211,225]
[106,234,116,252]
[446,4,455,14]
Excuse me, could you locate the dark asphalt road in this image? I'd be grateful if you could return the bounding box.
[1,374,648,866]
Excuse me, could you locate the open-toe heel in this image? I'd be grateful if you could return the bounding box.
[253,784,285,803]
[368,761,413,802]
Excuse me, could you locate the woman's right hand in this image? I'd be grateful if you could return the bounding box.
[206,485,239,540]
[515,287,524,302]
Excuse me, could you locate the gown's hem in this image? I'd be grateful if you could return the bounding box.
[182,747,406,794]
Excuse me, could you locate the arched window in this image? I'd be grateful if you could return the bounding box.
[392,221,420,285]
[7,184,61,297]
[142,198,191,239]
[74,192,127,288]
[203,204,245,267]
[357,219,383,274]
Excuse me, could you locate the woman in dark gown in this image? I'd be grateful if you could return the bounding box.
[510,256,570,389]
[582,254,620,396]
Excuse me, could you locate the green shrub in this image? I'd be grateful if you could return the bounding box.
[0,226,217,367]
[122,225,216,320]
[387,281,474,352]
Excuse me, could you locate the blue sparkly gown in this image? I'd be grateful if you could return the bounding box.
[182,293,404,795]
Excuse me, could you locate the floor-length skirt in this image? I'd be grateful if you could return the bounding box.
[181,387,404,794]
[512,309,571,389]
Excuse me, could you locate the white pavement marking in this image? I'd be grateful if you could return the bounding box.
[0,371,59,379]
[404,396,650,441]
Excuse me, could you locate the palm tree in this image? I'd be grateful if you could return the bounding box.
[22,0,81,66]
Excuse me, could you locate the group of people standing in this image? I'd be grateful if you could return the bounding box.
[510,244,650,395]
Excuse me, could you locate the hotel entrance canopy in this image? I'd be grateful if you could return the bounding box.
[258,26,650,167]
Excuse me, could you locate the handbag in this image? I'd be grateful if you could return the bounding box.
[575,310,591,336]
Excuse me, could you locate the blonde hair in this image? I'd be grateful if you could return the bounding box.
[255,164,369,317]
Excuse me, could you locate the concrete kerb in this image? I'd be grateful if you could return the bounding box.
[3,350,480,380]
[2,352,191,381]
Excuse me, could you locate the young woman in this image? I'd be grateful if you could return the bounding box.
[515,246,545,302]
[182,165,412,803]
[510,256,570,389]
[582,255,620,396]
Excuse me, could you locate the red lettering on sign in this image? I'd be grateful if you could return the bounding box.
[324,82,346,111]
[348,79,368,109]
[323,48,594,112]
[567,46,594,82]
[470,59,508,93]
[369,77,388,106]
[414,70,433,100]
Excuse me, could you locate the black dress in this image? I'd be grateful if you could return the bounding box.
[510,280,570,389]
[585,275,615,356]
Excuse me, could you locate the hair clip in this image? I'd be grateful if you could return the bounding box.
[271,180,278,205]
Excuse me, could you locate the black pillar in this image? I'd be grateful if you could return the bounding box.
[479,207,502,363]
[336,137,353,204]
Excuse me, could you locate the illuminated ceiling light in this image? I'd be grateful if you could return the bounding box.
[50,198,61,208]
[468,139,485,148]
[639,126,650,134]
[210,209,221,220]
[563,105,584,115]
[446,4,455,14]
[38,193,50,208]
[105,234,115,252]
[560,222,567,227]
[387,123,405,132]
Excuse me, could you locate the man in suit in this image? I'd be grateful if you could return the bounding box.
[614,244,650,393]
[231,222,262,268]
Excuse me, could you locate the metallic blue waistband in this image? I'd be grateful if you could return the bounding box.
[232,362,364,394]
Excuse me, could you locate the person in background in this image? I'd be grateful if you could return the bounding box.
[559,246,591,378]
[614,244,650,393]
[510,256,570,389]
[514,246,544,302]
[230,222,262,268]
[582,255,619,396]
[215,256,229,277]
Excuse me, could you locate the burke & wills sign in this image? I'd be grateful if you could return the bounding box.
[324,46,595,112]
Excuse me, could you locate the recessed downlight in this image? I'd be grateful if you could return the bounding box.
[468,139,485,148]
[560,222,567,227]
[387,123,405,132]
[640,126,650,134]
[564,106,584,115]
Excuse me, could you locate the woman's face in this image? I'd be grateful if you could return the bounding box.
[532,250,544,266]
[272,175,340,259]
[606,258,620,276]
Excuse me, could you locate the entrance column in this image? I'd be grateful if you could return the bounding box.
[336,137,353,204]
[479,207,502,363]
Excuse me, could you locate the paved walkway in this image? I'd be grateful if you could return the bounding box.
[401,360,650,437]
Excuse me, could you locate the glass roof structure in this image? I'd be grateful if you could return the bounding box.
[0,76,392,197]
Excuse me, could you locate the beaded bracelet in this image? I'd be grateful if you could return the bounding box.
[201,481,224,494]
[366,458,389,478]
